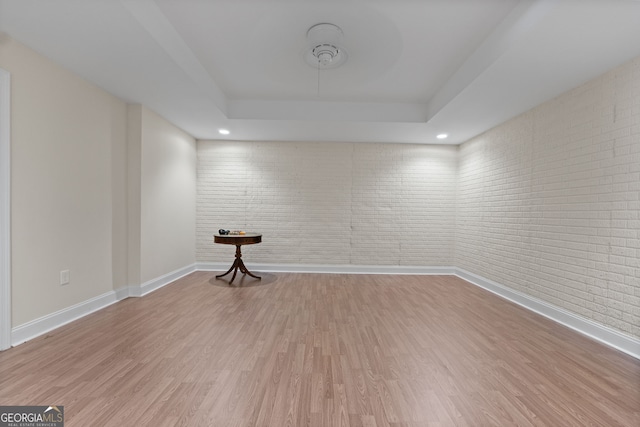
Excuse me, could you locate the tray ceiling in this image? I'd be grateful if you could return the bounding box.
[1,0,640,144]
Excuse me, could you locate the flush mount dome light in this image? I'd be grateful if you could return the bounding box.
[304,23,347,69]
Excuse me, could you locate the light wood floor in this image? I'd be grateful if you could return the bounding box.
[1,272,638,426]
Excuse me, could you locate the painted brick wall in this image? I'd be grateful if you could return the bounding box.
[197,141,458,266]
[456,57,640,338]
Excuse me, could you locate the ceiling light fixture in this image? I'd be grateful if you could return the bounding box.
[218,129,230,135]
[437,133,448,139]
[304,23,348,69]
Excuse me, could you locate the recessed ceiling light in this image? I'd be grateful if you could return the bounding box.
[437,133,448,139]
[218,129,230,135]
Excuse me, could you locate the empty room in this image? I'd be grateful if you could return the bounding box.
[0,0,639,426]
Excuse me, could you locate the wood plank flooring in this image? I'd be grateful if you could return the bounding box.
[1,272,638,426]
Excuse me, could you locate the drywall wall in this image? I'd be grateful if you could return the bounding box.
[126,105,142,288]
[197,141,458,266]
[110,89,128,292]
[2,38,196,331]
[127,104,197,286]
[456,56,640,338]
[1,38,127,326]
[138,106,196,283]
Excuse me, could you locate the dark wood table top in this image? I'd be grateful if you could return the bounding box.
[214,233,262,245]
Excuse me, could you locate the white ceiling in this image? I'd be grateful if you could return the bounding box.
[1,0,640,144]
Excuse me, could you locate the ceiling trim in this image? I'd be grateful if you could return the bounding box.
[427,0,551,121]
[120,0,228,115]
[229,99,429,123]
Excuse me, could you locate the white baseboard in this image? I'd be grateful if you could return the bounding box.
[11,290,120,347]
[9,262,638,361]
[114,285,131,301]
[10,263,197,347]
[455,268,640,360]
[196,262,455,275]
[197,262,640,359]
[128,263,197,297]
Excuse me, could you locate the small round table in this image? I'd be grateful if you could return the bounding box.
[214,233,262,284]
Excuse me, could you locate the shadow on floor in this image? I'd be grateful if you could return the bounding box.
[208,272,278,288]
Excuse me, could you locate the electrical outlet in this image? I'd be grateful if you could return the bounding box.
[60,270,70,286]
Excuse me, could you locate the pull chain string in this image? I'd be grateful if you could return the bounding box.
[317,60,320,97]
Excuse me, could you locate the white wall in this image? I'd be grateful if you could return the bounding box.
[0,38,127,326]
[110,89,129,292]
[138,106,196,283]
[1,65,11,350]
[456,56,640,338]
[197,141,458,266]
[1,39,196,334]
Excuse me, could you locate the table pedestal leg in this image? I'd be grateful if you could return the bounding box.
[216,244,261,284]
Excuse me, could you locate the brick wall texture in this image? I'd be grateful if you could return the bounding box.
[197,142,458,266]
[197,57,639,339]
[457,57,640,338]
